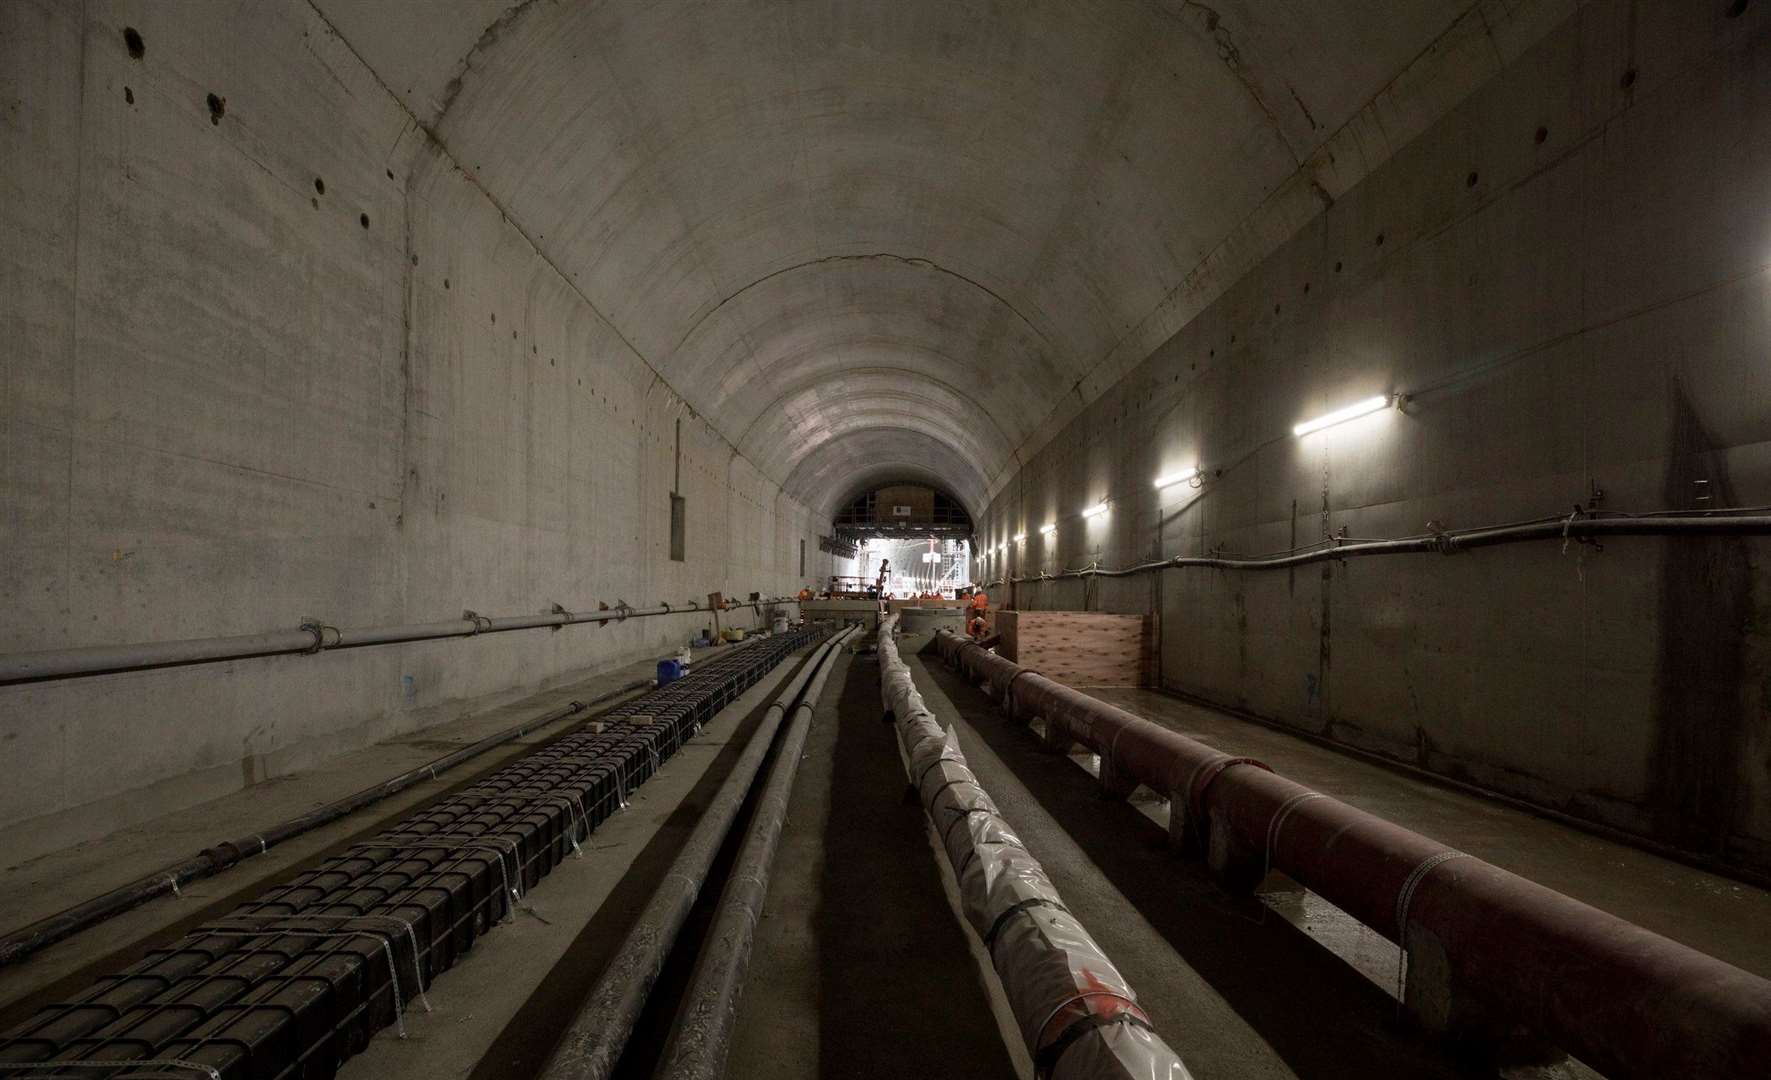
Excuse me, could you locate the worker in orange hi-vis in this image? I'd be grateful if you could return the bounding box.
[797,586,813,602]
[967,584,988,615]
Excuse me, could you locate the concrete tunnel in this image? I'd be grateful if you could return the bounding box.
[3,1,1771,1077]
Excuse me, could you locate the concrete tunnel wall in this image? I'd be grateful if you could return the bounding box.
[980,5,1771,875]
[2,0,1769,880]
[0,1,833,860]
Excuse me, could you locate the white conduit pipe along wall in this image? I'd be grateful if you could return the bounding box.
[877,614,1193,1080]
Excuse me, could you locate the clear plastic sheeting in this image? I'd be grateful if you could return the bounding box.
[878,616,1194,1080]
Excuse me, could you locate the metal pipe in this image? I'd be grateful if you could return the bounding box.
[537,625,853,1080]
[0,677,653,967]
[0,597,797,686]
[933,630,1771,1078]
[654,623,858,1080]
[981,511,1771,588]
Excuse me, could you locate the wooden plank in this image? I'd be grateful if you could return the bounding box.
[992,610,1153,688]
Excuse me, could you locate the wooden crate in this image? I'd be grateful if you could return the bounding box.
[994,610,1152,688]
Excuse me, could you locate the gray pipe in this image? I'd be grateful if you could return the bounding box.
[986,511,1771,587]
[0,597,797,685]
[653,623,854,1080]
[537,623,856,1080]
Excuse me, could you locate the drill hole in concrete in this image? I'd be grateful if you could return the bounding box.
[1535,125,1550,144]
[443,278,450,289]
[1620,68,1637,90]
[124,27,144,59]
[124,87,134,105]
[1274,303,1281,314]
[206,93,224,125]
[1334,260,1343,272]
[1303,282,1310,294]
[1727,0,1750,16]
[310,197,318,210]
[1375,232,1385,246]
[313,177,325,195]
[490,312,496,324]
[1466,171,1479,187]
[358,212,369,229]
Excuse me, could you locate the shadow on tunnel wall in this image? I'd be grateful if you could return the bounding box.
[1650,384,1753,860]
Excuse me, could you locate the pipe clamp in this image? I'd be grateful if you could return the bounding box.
[298,618,335,653]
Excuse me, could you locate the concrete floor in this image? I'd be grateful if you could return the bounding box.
[726,633,1771,1079]
[726,648,1026,1080]
[5,633,1768,1079]
[728,641,1462,1080]
[1080,688,1771,985]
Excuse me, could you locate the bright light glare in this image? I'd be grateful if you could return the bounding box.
[1081,502,1109,519]
[1153,466,1197,488]
[1011,533,1026,543]
[1039,523,1057,536]
[1293,394,1391,437]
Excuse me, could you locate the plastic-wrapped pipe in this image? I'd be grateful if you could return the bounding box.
[932,630,1771,1079]
[881,617,1193,1080]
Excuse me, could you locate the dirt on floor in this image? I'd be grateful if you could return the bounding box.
[727,649,1023,1079]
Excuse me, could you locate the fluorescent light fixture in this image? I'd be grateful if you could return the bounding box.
[1039,523,1057,536]
[1081,502,1109,519]
[1011,533,1026,543]
[1293,394,1392,437]
[1153,466,1198,488]
[997,543,1006,554]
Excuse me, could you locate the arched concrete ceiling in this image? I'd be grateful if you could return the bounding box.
[786,429,990,522]
[320,0,1477,519]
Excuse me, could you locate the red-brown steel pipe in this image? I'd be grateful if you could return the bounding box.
[933,633,1246,835]
[932,630,1771,1078]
